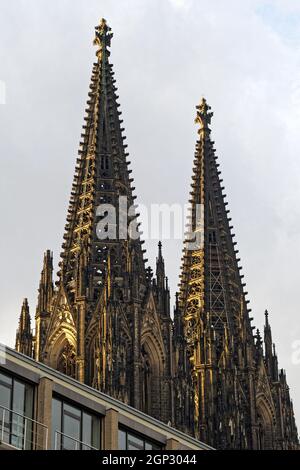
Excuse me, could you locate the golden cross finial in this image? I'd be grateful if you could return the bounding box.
[93,18,113,55]
[195,97,213,133]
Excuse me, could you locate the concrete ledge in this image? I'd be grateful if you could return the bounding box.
[0,441,19,450]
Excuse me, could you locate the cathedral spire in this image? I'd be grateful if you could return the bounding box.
[176,98,255,447]
[58,18,146,302]
[15,298,33,357]
[26,20,167,403]
[179,98,252,333]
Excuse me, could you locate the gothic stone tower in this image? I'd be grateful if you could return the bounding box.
[16,19,173,424]
[15,298,33,357]
[15,20,298,449]
[172,99,298,449]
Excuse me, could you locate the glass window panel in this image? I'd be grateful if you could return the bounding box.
[51,397,101,450]
[0,380,11,445]
[12,380,25,414]
[52,398,62,449]
[82,412,92,449]
[63,403,81,419]
[0,382,11,409]
[11,381,25,449]
[63,403,81,450]
[145,442,153,450]
[24,383,34,450]
[24,383,33,418]
[0,372,12,387]
[119,428,162,451]
[127,432,144,450]
[0,373,33,449]
[91,415,101,450]
[118,429,126,450]
[11,413,24,449]
[151,442,162,450]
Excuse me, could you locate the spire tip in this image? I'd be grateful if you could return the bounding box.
[265,309,269,326]
[93,18,113,55]
[195,97,213,132]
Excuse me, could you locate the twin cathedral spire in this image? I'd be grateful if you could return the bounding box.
[15,19,298,449]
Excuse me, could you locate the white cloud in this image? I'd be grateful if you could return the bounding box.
[168,0,190,9]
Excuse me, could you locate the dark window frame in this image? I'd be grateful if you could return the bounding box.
[118,425,163,450]
[52,394,101,450]
[0,368,35,449]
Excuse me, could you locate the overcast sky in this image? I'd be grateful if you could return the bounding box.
[1,0,300,426]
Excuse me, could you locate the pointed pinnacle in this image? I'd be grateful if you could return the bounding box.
[43,249,53,269]
[256,328,262,343]
[195,97,213,133]
[265,309,269,326]
[93,18,113,54]
[158,240,162,258]
[20,298,30,322]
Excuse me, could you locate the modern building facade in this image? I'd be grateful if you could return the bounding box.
[0,345,212,451]
[14,19,298,450]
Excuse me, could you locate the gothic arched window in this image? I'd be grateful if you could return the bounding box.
[57,343,76,379]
